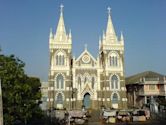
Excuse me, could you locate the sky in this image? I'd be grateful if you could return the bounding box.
[0,0,166,81]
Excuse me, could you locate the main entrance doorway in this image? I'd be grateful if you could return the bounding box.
[83,93,91,109]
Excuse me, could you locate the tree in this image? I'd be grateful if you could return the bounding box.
[0,54,42,125]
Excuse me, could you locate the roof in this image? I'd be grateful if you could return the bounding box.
[76,48,96,63]
[126,71,165,85]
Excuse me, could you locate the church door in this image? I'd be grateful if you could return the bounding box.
[83,93,91,109]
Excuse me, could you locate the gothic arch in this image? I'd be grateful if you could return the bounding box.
[55,49,67,66]
[55,92,65,104]
[109,74,120,90]
[111,92,120,102]
[55,49,67,56]
[81,90,93,100]
[108,51,120,67]
[55,73,65,90]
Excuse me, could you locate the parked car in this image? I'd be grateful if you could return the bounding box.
[101,109,117,123]
[132,109,149,122]
[68,109,88,124]
[117,110,132,122]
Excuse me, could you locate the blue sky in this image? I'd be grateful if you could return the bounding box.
[0,0,166,81]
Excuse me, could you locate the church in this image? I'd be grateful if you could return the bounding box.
[48,5,127,110]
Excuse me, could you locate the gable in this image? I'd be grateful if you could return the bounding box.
[75,50,97,67]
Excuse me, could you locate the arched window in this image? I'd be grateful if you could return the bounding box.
[111,75,119,89]
[56,74,64,89]
[55,51,65,66]
[109,52,119,67]
[57,93,63,104]
[110,56,118,66]
[112,93,119,103]
[92,77,95,89]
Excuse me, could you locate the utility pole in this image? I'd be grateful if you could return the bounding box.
[0,79,4,125]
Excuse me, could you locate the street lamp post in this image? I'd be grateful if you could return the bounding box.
[0,79,4,125]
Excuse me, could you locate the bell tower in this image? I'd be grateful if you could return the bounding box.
[99,7,127,109]
[48,4,73,109]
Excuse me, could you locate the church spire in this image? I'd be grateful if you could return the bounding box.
[54,4,67,42]
[49,28,53,39]
[120,31,124,41]
[105,7,117,42]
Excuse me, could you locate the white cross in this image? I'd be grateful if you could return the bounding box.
[107,6,111,15]
[60,4,64,13]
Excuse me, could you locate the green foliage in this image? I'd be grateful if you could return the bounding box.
[0,54,42,125]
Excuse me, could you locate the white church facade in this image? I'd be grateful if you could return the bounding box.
[48,5,127,110]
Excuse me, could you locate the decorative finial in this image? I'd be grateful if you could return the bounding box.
[84,44,87,50]
[107,6,111,15]
[69,29,71,34]
[120,31,124,45]
[120,31,124,41]
[69,29,72,38]
[60,4,64,14]
[103,30,105,39]
[99,36,101,45]
[99,36,101,41]
[49,28,53,38]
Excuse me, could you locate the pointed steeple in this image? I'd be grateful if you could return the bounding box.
[54,4,67,42]
[120,31,124,45]
[102,30,106,44]
[99,36,102,50]
[99,36,101,45]
[105,7,117,42]
[68,29,72,43]
[120,31,124,41]
[102,30,106,39]
[69,29,72,39]
[49,28,53,46]
[49,28,53,38]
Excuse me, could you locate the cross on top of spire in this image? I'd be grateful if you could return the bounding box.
[60,4,64,14]
[107,6,111,15]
